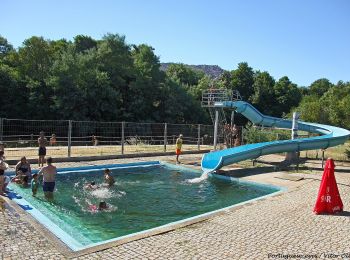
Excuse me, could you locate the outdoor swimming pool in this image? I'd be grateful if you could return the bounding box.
[8,161,281,251]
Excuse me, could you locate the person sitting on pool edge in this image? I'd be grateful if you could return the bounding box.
[104,169,115,187]
[15,156,32,182]
[38,157,57,200]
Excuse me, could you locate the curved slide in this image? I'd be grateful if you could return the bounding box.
[201,101,350,172]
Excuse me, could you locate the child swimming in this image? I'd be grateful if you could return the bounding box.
[84,181,98,190]
[88,201,109,212]
[104,169,115,187]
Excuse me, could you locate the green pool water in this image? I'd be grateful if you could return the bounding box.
[9,164,279,247]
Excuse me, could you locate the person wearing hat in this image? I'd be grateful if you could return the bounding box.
[175,134,183,163]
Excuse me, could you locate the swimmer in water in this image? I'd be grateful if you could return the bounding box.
[98,201,108,210]
[85,181,98,190]
[89,201,109,212]
[104,169,115,187]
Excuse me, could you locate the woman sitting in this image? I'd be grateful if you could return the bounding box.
[14,156,32,184]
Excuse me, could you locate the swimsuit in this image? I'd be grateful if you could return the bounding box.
[39,147,46,156]
[43,181,55,192]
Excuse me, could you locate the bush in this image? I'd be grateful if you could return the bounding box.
[345,148,350,159]
[243,124,290,144]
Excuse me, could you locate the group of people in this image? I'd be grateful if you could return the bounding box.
[223,124,241,148]
[0,153,57,199]
[1,151,116,208]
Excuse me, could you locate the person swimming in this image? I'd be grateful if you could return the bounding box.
[88,201,109,212]
[84,181,98,190]
[104,169,115,187]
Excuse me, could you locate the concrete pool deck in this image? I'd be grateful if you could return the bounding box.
[1,154,350,259]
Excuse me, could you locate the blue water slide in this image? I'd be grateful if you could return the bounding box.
[201,101,350,172]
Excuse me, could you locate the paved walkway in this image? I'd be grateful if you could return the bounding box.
[1,155,350,259]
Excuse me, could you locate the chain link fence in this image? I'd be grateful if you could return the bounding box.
[0,118,217,160]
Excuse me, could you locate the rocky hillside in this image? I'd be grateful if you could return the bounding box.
[160,63,225,79]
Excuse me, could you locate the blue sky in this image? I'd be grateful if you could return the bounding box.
[2,0,350,86]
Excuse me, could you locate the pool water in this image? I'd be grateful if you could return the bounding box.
[9,163,280,248]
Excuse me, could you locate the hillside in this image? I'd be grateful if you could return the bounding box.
[160,63,225,79]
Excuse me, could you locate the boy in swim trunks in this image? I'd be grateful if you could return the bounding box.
[38,131,47,167]
[38,157,57,200]
[175,134,183,164]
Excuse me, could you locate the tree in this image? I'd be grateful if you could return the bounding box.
[309,78,333,97]
[48,46,120,121]
[18,36,53,82]
[96,34,135,120]
[166,63,204,87]
[216,70,232,89]
[74,35,97,53]
[231,62,254,100]
[295,95,327,123]
[0,36,13,58]
[251,71,275,115]
[130,44,165,121]
[273,76,302,117]
[0,63,28,118]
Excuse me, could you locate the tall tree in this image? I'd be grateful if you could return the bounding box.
[309,78,333,97]
[231,62,254,100]
[74,35,97,53]
[166,63,204,87]
[0,36,13,59]
[130,44,165,121]
[251,71,275,115]
[273,76,302,117]
[18,36,53,82]
[97,34,135,120]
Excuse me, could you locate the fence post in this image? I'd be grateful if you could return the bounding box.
[214,110,219,150]
[121,121,125,155]
[197,124,201,150]
[0,118,3,141]
[164,123,167,152]
[68,120,72,157]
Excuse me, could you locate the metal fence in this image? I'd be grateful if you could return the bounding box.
[0,118,218,160]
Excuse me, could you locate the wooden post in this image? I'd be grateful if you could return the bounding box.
[121,121,125,155]
[164,123,167,152]
[68,120,72,157]
[197,124,201,150]
[214,110,219,150]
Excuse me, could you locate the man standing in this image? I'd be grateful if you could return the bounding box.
[38,131,47,167]
[38,157,57,200]
[175,134,183,164]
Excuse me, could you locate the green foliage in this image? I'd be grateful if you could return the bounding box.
[309,78,333,97]
[345,148,350,159]
[166,63,204,86]
[251,71,275,115]
[0,35,13,58]
[243,124,289,144]
[273,76,302,117]
[295,81,350,129]
[0,34,209,124]
[231,62,254,100]
[0,33,349,130]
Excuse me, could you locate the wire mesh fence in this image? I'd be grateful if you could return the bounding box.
[0,118,216,160]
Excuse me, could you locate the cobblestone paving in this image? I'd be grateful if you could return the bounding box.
[1,155,350,259]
